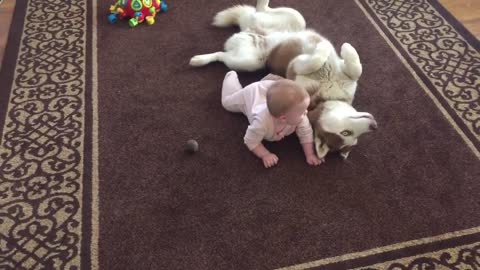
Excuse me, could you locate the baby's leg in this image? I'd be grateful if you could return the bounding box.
[221,71,245,113]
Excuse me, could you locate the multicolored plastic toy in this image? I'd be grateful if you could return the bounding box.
[108,0,168,27]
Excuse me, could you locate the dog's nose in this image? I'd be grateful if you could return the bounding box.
[369,121,378,131]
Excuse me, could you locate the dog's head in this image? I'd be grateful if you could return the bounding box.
[308,101,377,159]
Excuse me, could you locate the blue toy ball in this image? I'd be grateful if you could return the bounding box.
[108,13,118,24]
[161,2,168,12]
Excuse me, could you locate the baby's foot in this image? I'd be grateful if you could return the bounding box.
[224,70,238,80]
[222,70,242,90]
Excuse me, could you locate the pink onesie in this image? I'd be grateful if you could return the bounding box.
[221,71,314,150]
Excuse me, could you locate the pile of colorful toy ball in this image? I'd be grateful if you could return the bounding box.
[108,0,168,27]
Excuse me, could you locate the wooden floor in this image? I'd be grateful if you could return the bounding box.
[0,0,479,69]
[0,0,15,69]
[439,0,480,39]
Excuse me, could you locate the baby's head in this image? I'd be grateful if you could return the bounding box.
[267,79,310,125]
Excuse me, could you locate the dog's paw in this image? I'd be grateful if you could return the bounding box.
[341,43,359,62]
[189,55,210,67]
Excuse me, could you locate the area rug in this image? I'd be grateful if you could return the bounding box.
[0,0,479,269]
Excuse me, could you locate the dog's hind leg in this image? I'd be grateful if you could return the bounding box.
[189,52,224,67]
[221,53,265,72]
[256,0,270,11]
[288,41,333,75]
[191,32,265,71]
[289,54,325,75]
[190,52,264,71]
[340,43,362,80]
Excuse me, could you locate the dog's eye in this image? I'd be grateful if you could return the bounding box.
[340,130,353,136]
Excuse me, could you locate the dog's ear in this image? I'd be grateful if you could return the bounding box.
[310,107,330,158]
[314,130,329,158]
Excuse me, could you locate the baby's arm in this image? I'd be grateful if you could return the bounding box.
[302,142,323,166]
[296,116,323,166]
[251,144,279,168]
[245,120,279,168]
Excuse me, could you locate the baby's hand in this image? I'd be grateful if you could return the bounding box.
[262,153,279,168]
[306,154,324,166]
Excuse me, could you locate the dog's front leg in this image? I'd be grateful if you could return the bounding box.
[340,43,362,80]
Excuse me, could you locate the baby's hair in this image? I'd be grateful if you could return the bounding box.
[266,79,309,117]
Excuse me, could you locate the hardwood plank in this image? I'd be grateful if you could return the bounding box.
[438,0,480,39]
[0,0,15,69]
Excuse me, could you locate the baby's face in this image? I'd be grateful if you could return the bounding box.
[285,98,310,125]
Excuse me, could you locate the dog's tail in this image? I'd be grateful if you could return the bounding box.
[212,5,255,28]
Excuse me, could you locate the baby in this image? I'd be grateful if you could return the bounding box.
[221,71,323,168]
